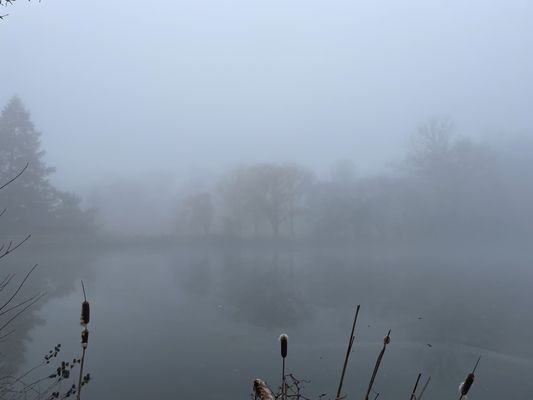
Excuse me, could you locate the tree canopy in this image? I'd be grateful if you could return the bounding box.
[0,96,93,235]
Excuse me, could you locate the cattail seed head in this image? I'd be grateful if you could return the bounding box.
[254,379,274,400]
[460,373,475,395]
[81,329,89,349]
[279,334,288,358]
[81,301,90,326]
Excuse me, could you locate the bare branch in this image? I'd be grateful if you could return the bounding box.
[0,274,15,291]
[0,163,29,192]
[0,292,45,317]
[0,329,15,340]
[0,264,38,312]
[0,292,45,333]
[0,234,32,262]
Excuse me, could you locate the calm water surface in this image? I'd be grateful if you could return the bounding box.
[13,243,533,399]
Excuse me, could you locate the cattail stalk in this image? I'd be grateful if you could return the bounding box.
[364,330,391,400]
[279,334,288,400]
[417,376,431,400]
[409,373,422,400]
[76,344,87,400]
[336,305,361,400]
[282,359,286,400]
[77,281,90,400]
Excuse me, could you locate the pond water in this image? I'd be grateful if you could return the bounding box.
[11,242,533,399]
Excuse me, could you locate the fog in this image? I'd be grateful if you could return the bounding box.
[1,1,533,399]
[3,1,533,191]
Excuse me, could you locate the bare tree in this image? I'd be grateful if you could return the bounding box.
[219,164,313,238]
[407,117,455,178]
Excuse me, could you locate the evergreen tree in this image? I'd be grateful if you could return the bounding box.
[0,96,92,234]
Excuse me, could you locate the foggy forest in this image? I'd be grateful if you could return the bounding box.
[1,1,533,399]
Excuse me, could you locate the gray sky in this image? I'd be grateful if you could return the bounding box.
[2,0,532,194]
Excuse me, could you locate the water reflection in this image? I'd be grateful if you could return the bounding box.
[217,252,315,328]
[171,250,315,329]
[11,245,533,400]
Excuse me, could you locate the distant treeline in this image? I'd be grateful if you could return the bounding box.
[174,119,533,244]
[3,96,532,244]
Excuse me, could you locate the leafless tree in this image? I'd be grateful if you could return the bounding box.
[407,117,455,178]
[219,164,313,238]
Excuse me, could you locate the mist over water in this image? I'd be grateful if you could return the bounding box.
[16,244,533,400]
[2,1,533,399]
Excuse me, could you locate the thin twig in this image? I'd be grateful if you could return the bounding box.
[0,328,16,340]
[0,163,29,191]
[0,292,46,317]
[0,234,32,261]
[0,292,45,333]
[0,273,15,291]
[0,263,38,312]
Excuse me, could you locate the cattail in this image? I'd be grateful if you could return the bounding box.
[459,373,474,396]
[254,379,274,400]
[81,329,89,349]
[279,334,288,359]
[80,281,90,327]
[458,356,480,400]
[81,301,90,327]
[279,334,289,400]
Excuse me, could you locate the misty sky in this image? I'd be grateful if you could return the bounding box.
[2,0,532,194]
